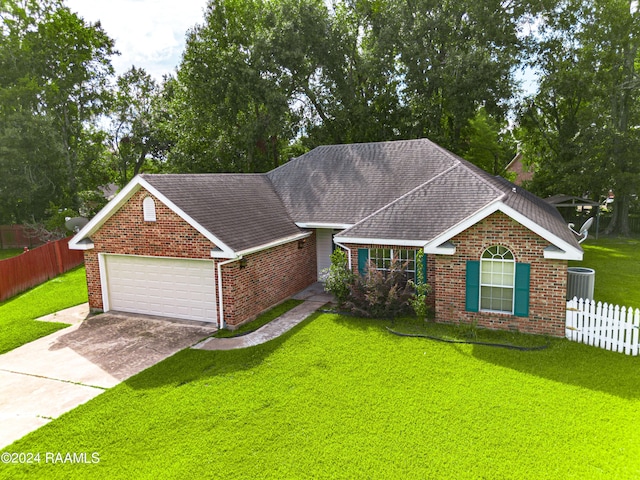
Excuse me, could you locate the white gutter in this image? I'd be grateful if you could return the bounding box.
[216,256,241,329]
[333,241,352,270]
[295,222,353,230]
[235,231,313,257]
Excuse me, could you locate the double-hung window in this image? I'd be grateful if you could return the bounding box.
[480,245,515,313]
[369,248,392,274]
[396,249,416,281]
[465,245,530,317]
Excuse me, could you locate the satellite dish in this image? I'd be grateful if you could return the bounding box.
[568,217,594,244]
[65,216,89,233]
[579,217,594,235]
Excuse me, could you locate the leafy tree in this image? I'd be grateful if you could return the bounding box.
[461,108,514,175]
[518,0,640,235]
[109,67,167,186]
[0,0,115,222]
[169,0,296,173]
[395,0,525,152]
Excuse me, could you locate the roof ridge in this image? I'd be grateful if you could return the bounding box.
[454,157,508,200]
[341,160,462,234]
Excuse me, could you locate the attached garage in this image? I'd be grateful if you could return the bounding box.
[101,254,217,323]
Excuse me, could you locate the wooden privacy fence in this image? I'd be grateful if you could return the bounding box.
[566,297,640,356]
[0,237,84,302]
[0,225,38,249]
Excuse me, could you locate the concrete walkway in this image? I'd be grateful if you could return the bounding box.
[194,282,332,351]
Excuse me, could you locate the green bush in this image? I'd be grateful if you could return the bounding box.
[322,249,354,307]
[407,250,431,320]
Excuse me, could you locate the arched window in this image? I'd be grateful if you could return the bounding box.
[143,196,156,222]
[480,245,515,313]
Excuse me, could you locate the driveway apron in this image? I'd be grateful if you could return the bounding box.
[0,311,216,450]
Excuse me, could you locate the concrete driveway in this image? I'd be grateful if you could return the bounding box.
[0,308,216,449]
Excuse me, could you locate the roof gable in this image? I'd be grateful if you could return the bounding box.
[70,174,302,256]
[141,174,302,253]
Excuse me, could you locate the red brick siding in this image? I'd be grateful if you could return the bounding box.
[85,189,216,311]
[220,233,317,327]
[342,212,567,337]
[84,187,317,327]
[435,211,567,337]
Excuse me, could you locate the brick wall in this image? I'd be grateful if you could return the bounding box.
[84,187,317,327]
[342,212,567,337]
[435,211,567,337]
[85,189,216,310]
[220,233,317,327]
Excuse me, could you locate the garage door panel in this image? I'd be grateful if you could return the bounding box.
[104,255,217,323]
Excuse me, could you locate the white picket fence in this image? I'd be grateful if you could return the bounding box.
[566,297,640,356]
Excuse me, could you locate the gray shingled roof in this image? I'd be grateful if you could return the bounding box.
[266,139,459,224]
[141,174,301,252]
[338,163,502,241]
[268,139,580,250]
[137,139,581,254]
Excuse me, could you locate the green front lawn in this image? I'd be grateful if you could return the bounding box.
[570,237,640,307]
[0,248,23,260]
[2,313,638,479]
[0,266,88,354]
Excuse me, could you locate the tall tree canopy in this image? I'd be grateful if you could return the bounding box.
[0,0,115,223]
[519,0,640,235]
[167,0,525,172]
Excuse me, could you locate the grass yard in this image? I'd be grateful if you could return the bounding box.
[0,248,23,260]
[570,236,640,307]
[0,266,88,354]
[2,312,638,479]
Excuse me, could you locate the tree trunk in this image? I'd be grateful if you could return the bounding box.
[604,194,630,236]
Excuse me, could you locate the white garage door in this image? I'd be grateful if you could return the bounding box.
[102,255,217,323]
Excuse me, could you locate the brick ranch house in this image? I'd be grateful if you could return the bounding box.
[70,139,583,336]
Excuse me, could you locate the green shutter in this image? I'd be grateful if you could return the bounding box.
[466,261,480,312]
[514,263,530,317]
[421,252,427,284]
[358,249,369,276]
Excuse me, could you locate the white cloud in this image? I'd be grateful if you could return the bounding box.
[66,0,208,80]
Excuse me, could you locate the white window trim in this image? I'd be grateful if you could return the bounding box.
[480,246,515,315]
[368,248,418,280]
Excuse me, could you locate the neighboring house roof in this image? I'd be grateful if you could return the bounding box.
[70,138,583,260]
[545,194,600,207]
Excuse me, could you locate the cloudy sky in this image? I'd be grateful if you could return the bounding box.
[66,0,209,80]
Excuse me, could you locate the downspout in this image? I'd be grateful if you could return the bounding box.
[216,256,242,329]
[333,241,352,270]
